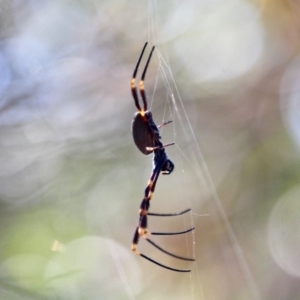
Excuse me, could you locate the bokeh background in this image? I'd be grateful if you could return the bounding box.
[1,0,300,299]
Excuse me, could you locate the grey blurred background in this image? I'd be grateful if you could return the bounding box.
[0,0,300,299]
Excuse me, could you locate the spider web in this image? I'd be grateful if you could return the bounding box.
[151,44,259,300]
[81,1,261,299]
[0,1,272,299]
[113,1,261,300]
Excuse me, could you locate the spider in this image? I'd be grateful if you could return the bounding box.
[130,42,195,272]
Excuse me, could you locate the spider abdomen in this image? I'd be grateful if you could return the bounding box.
[132,111,159,155]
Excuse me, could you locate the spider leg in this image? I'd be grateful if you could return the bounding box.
[131,156,195,272]
[157,120,173,128]
[137,156,163,233]
[131,42,148,112]
[139,45,155,112]
[151,227,195,236]
[148,208,191,216]
[145,238,195,261]
[146,142,175,152]
[140,254,192,273]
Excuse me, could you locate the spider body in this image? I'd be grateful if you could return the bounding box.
[130,42,194,272]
